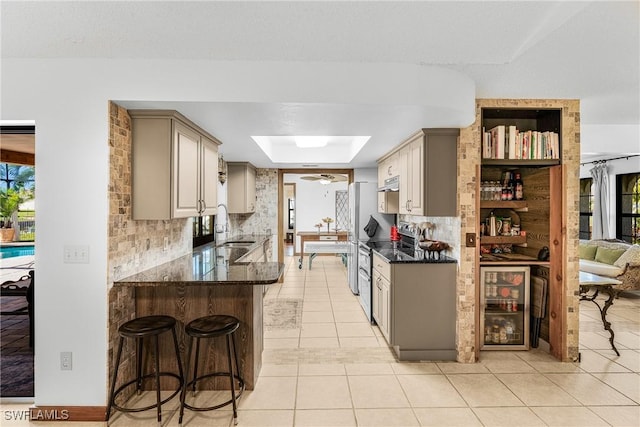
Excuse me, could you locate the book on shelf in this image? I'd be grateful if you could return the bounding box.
[482,125,559,160]
[491,125,505,159]
[507,125,517,159]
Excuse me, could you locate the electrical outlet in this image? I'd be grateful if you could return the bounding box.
[163,237,169,252]
[465,233,476,247]
[60,352,72,370]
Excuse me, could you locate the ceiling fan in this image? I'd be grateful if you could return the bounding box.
[300,174,348,185]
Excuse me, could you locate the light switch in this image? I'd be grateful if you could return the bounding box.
[63,245,90,264]
[465,233,476,247]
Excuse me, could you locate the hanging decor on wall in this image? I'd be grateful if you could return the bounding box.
[218,154,227,184]
[335,190,348,231]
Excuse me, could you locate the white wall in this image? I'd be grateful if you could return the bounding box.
[580,156,640,238]
[354,167,377,182]
[283,174,348,252]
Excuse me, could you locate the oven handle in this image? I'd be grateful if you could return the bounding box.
[358,266,371,277]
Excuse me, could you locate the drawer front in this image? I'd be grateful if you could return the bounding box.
[372,252,391,280]
[319,235,338,241]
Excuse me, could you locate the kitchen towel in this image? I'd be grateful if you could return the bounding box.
[363,216,379,238]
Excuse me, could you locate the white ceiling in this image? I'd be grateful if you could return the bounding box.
[1,1,638,167]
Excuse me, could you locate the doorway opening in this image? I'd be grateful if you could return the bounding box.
[277,169,353,270]
[283,183,296,257]
[0,123,35,398]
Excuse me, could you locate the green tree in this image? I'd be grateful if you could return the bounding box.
[0,188,31,228]
[0,163,35,191]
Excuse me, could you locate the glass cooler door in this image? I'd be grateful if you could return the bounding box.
[480,266,530,350]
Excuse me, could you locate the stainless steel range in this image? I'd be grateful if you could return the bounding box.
[357,242,373,322]
[357,230,415,323]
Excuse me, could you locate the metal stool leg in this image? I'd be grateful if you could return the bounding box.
[178,335,194,426]
[106,337,125,421]
[136,337,143,394]
[226,334,238,424]
[171,325,185,386]
[191,337,201,394]
[154,335,162,426]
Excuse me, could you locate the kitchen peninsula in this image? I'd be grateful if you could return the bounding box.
[112,235,283,390]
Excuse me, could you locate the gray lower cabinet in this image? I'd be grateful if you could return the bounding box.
[373,252,457,361]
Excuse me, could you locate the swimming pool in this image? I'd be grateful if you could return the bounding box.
[0,245,35,259]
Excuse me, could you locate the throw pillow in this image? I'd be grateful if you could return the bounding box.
[594,247,626,265]
[614,245,640,268]
[579,244,598,260]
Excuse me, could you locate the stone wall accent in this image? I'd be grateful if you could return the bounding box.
[229,168,279,237]
[399,214,461,262]
[458,99,580,362]
[107,102,192,286]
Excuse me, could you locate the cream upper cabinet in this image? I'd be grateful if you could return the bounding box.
[377,153,400,214]
[200,135,219,216]
[377,157,388,188]
[378,152,399,186]
[396,128,458,217]
[386,152,399,178]
[227,162,257,214]
[130,110,221,220]
[399,135,424,215]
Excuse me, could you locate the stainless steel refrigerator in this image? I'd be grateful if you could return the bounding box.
[347,182,394,294]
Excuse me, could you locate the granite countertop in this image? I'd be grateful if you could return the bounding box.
[115,235,284,286]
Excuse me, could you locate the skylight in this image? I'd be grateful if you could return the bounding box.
[251,135,371,164]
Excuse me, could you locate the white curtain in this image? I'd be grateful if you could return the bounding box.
[590,163,610,239]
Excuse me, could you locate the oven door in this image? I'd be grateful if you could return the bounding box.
[358,244,371,270]
[358,266,373,323]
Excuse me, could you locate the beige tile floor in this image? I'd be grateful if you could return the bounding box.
[1,255,639,426]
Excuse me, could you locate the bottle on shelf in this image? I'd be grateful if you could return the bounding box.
[514,173,524,200]
[507,172,516,200]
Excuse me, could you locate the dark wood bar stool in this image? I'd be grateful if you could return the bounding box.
[178,315,245,426]
[106,315,184,425]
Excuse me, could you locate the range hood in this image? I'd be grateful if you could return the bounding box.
[378,176,399,192]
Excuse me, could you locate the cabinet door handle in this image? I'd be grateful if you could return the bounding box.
[387,165,392,176]
[202,200,207,212]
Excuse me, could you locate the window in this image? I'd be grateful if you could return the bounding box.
[579,178,593,240]
[287,198,295,229]
[616,173,640,244]
[193,215,215,247]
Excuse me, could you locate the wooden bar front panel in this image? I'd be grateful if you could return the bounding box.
[135,284,263,390]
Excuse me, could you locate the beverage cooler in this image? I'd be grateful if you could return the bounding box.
[480,266,530,350]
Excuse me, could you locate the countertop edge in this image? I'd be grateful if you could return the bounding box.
[371,248,457,264]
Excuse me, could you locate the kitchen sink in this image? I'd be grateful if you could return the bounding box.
[220,241,255,248]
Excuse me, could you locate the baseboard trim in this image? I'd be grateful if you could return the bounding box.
[29,406,106,422]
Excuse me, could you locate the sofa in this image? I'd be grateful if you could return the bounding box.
[579,239,640,291]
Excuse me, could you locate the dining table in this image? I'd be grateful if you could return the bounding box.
[296,231,348,269]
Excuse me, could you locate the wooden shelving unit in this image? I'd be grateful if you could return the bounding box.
[476,104,567,359]
[480,235,527,245]
[480,200,528,212]
[481,159,560,167]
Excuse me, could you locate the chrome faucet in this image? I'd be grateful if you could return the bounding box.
[216,203,230,236]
